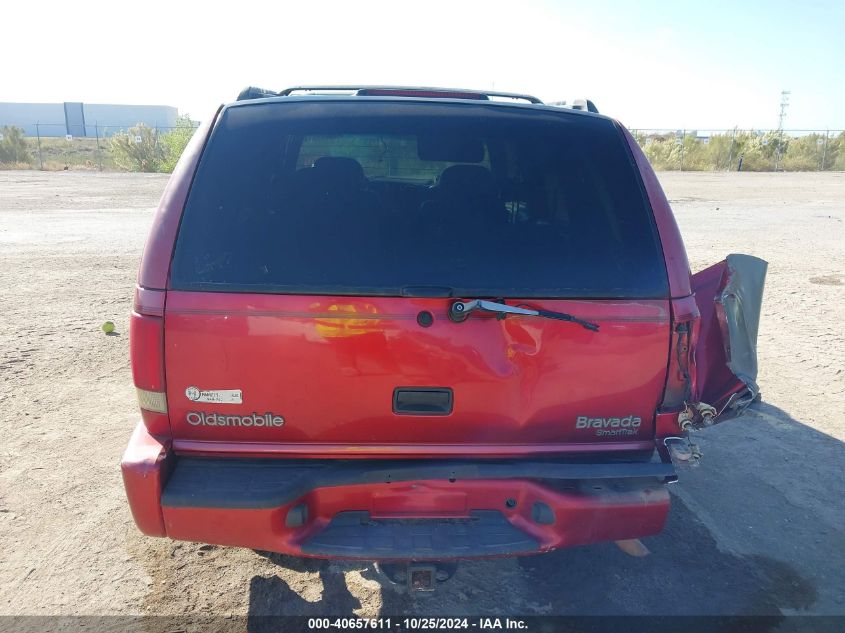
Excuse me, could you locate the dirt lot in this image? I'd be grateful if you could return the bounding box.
[1,171,843,622]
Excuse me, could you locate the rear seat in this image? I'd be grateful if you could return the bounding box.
[415,165,506,243]
[275,157,386,273]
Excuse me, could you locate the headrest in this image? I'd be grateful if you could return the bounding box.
[437,164,496,197]
[313,156,365,188]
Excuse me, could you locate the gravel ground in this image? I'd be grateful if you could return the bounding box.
[0,170,843,623]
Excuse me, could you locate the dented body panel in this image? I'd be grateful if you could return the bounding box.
[692,254,768,420]
[163,291,670,454]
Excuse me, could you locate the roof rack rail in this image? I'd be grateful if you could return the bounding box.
[275,85,544,104]
[547,99,599,113]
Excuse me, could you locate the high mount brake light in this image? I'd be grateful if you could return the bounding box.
[356,88,488,100]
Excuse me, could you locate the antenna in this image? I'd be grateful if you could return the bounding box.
[777,90,790,130]
[775,90,790,170]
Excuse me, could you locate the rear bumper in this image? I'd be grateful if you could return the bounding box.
[122,423,674,559]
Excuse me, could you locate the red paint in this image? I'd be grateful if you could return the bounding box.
[620,124,693,299]
[692,260,747,410]
[138,111,219,291]
[133,286,166,317]
[129,312,165,392]
[658,295,701,413]
[163,292,670,451]
[129,306,170,435]
[171,439,656,459]
[654,411,683,437]
[160,478,669,559]
[120,423,172,537]
[657,262,753,433]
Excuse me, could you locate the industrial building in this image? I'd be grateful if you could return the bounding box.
[0,101,178,138]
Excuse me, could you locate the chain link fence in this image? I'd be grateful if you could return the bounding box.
[0,121,199,172]
[630,129,845,172]
[2,122,844,173]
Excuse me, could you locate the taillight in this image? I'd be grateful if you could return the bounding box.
[136,388,167,414]
[130,287,170,436]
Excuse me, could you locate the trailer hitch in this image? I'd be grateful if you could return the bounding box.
[375,561,458,594]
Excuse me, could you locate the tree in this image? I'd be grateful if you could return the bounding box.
[781,134,824,171]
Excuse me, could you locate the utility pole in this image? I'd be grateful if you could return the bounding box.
[775,90,790,170]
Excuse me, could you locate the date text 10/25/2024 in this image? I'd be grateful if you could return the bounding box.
[307,618,529,630]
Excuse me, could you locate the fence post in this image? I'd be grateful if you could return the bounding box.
[727,128,736,171]
[821,130,828,171]
[95,124,103,171]
[36,123,44,170]
[679,129,685,171]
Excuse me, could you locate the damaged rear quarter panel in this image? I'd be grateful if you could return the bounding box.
[692,254,768,419]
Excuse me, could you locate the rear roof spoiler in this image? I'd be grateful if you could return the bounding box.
[236,85,543,104]
[236,86,280,101]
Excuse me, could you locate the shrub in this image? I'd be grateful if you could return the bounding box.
[642,134,681,170]
[108,125,166,172]
[632,129,845,172]
[0,126,32,164]
[830,132,845,170]
[159,115,196,172]
[781,135,823,171]
[107,117,197,173]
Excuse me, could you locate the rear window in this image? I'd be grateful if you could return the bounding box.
[171,101,668,298]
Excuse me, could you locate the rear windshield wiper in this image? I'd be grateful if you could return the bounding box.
[449,299,600,332]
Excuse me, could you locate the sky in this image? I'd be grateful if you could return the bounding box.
[2,0,843,130]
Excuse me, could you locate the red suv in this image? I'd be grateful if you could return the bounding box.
[123,86,766,573]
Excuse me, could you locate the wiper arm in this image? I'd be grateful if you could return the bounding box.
[449,299,600,332]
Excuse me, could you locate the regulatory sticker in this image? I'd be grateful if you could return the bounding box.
[185,386,243,404]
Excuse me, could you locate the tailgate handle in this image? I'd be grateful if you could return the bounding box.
[393,388,453,416]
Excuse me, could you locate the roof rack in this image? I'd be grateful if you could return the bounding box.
[236,85,543,104]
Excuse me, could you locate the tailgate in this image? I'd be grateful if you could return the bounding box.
[164,292,669,454]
